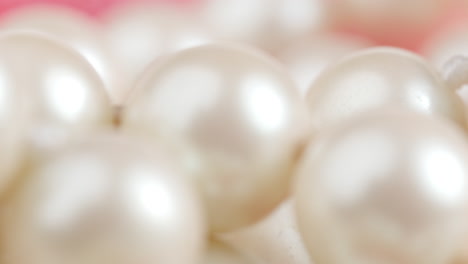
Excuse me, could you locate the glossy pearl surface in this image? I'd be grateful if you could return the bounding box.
[306,47,466,134]
[204,240,255,264]
[0,32,112,133]
[295,111,468,264]
[122,44,306,232]
[0,5,116,102]
[221,200,310,264]
[104,3,212,103]
[277,34,371,96]
[0,136,206,264]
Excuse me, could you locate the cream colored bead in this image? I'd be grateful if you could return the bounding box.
[1,5,116,102]
[0,135,206,264]
[122,43,307,232]
[295,110,468,264]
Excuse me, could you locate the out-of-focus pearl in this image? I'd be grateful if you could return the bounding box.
[103,2,212,103]
[0,135,206,264]
[0,5,116,102]
[122,44,307,232]
[221,200,310,264]
[196,0,324,51]
[306,47,466,134]
[0,32,112,134]
[277,33,371,96]
[295,110,468,264]
[204,240,255,264]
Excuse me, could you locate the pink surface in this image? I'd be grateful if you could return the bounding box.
[0,0,464,51]
[0,0,194,16]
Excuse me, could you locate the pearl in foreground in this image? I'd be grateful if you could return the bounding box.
[0,135,206,264]
[295,110,468,264]
[0,5,116,102]
[122,44,307,232]
[306,47,466,134]
[0,32,112,133]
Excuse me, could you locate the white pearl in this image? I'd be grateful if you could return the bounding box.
[0,135,206,264]
[277,33,371,96]
[0,32,112,194]
[103,2,212,104]
[295,110,468,264]
[122,43,307,232]
[0,32,112,131]
[0,5,116,103]
[221,200,311,264]
[306,47,466,134]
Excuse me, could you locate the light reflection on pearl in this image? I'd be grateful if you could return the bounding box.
[295,111,468,264]
[419,147,466,207]
[0,5,116,102]
[123,44,306,232]
[45,68,88,124]
[242,75,287,134]
[125,165,175,225]
[0,32,112,135]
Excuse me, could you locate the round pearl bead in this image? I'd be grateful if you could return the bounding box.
[0,32,112,194]
[0,5,116,102]
[0,32,112,131]
[295,110,468,264]
[122,43,307,232]
[0,135,206,264]
[306,47,466,134]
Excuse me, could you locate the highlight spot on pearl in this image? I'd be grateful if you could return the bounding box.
[45,67,89,123]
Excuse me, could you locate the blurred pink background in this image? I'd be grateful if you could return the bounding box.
[0,0,466,52]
